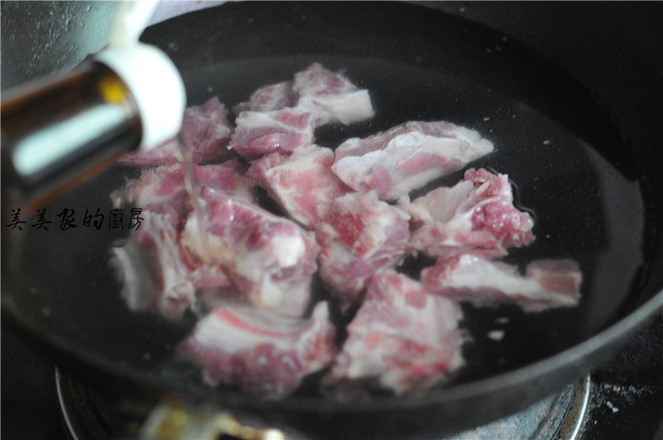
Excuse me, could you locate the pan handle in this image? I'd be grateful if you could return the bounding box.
[139,397,287,440]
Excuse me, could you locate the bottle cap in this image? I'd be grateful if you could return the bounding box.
[94,43,186,150]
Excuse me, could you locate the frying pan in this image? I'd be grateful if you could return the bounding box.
[2,2,662,438]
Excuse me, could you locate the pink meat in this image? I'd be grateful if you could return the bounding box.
[120,97,234,166]
[292,63,375,126]
[181,197,320,317]
[327,270,464,395]
[229,109,315,159]
[421,254,582,312]
[179,301,337,398]
[332,121,494,200]
[113,159,256,210]
[248,145,353,229]
[110,205,232,320]
[316,191,410,303]
[400,168,535,258]
[234,81,297,114]
[110,159,259,319]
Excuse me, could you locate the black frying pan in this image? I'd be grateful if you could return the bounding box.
[2,2,662,438]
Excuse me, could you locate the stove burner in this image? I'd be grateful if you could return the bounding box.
[55,368,591,440]
[55,369,306,440]
[448,376,590,440]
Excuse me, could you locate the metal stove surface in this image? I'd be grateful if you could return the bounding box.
[3,314,662,440]
[54,371,589,440]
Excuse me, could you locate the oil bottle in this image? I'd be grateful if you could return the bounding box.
[1,43,186,212]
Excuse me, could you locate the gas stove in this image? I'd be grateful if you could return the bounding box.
[3,313,662,440]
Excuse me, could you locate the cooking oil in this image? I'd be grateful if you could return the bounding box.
[1,43,186,213]
[2,61,142,212]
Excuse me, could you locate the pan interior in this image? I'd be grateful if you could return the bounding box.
[2,2,656,405]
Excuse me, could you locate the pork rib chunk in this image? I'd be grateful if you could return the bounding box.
[233,81,297,114]
[401,168,534,258]
[113,159,256,210]
[292,63,375,126]
[110,159,259,319]
[248,145,352,229]
[332,121,494,200]
[421,254,582,312]
[181,197,320,317]
[110,205,227,320]
[180,301,337,398]
[316,191,410,303]
[327,270,464,395]
[234,63,375,127]
[229,109,315,159]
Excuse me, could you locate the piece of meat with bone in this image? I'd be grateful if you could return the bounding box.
[332,121,494,200]
[110,205,227,320]
[248,145,353,229]
[233,81,297,114]
[109,159,258,319]
[316,191,410,303]
[292,63,375,126]
[179,301,337,398]
[229,109,315,159]
[326,270,464,396]
[113,159,256,210]
[401,168,535,259]
[181,197,320,317]
[120,96,234,166]
[421,254,582,312]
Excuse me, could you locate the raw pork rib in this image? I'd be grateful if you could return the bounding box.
[229,109,315,159]
[332,121,494,200]
[180,301,337,398]
[421,254,582,312]
[327,270,464,395]
[316,191,410,302]
[114,159,256,210]
[401,168,535,258]
[233,81,297,114]
[108,62,585,399]
[110,159,258,319]
[110,205,228,320]
[234,63,375,127]
[181,197,320,317]
[120,97,234,166]
[292,63,375,126]
[249,145,353,229]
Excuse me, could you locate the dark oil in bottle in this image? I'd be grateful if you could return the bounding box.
[1,61,143,213]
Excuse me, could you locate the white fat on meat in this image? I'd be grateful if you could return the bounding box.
[110,237,159,312]
[235,63,374,126]
[110,207,202,320]
[332,121,494,200]
[248,145,352,228]
[316,191,411,303]
[233,232,307,309]
[110,159,259,320]
[292,63,375,126]
[327,270,464,395]
[113,159,256,210]
[229,109,315,159]
[233,81,297,114]
[421,254,582,312]
[400,168,535,258]
[181,197,320,317]
[180,301,337,398]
